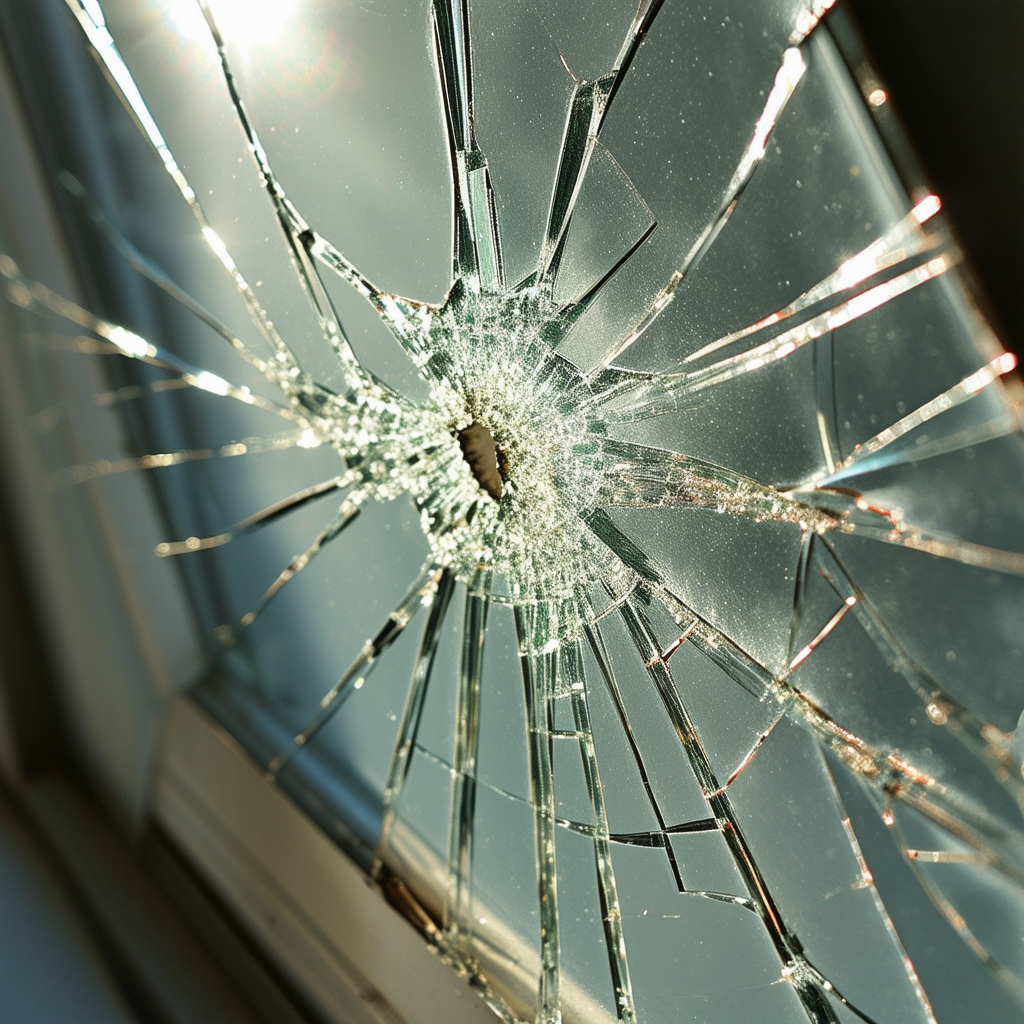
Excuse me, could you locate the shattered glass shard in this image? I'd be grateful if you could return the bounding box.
[2,0,1023,1021]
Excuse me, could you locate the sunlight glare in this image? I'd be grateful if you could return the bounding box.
[167,0,300,48]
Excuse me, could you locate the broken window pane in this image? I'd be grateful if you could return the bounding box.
[1,0,1023,1021]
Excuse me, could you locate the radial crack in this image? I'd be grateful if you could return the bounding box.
[0,255,295,421]
[596,251,961,422]
[214,493,366,646]
[593,43,807,373]
[374,570,456,879]
[431,0,504,291]
[154,475,352,557]
[593,437,840,529]
[562,638,636,1022]
[267,561,445,777]
[584,616,687,892]
[443,575,490,948]
[823,770,939,1024]
[879,797,1024,1011]
[48,429,310,489]
[815,541,1024,808]
[538,0,666,288]
[64,0,306,378]
[514,603,562,1023]
[684,195,944,365]
[619,595,844,1023]
[57,171,274,376]
[823,351,1018,483]
[196,1,404,397]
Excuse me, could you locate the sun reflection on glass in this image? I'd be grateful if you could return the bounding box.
[167,0,300,47]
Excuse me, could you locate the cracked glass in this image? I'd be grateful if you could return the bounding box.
[1,0,1023,1021]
